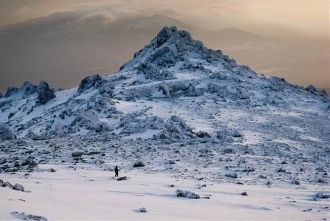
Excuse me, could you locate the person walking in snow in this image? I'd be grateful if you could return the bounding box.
[114,166,119,177]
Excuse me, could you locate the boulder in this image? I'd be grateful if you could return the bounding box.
[223,148,235,154]
[72,152,84,158]
[232,130,243,138]
[0,124,16,141]
[133,161,145,168]
[314,192,330,200]
[117,176,128,181]
[136,207,147,213]
[241,192,248,196]
[13,183,24,191]
[21,157,38,168]
[158,83,171,98]
[176,189,200,199]
[196,131,211,138]
[225,172,238,178]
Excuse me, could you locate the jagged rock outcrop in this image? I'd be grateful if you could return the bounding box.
[0,26,328,142]
[36,81,55,105]
[159,116,194,140]
[20,81,37,96]
[137,63,175,81]
[78,74,104,93]
[5,87,19,97]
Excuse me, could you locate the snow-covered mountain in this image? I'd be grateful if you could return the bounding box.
[1,26,329,221]
[1,26,329,143]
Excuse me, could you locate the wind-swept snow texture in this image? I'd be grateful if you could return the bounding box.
[0,165,329,221]
[0,26,329,220]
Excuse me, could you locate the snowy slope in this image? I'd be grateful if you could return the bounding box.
[0,26,329,142]
[0,26,329,181]
[0,26,329,220]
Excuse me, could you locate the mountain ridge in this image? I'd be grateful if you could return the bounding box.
[0,27,329,192]
[0,26,329,142]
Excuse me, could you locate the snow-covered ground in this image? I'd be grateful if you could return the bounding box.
[1,164,329,221]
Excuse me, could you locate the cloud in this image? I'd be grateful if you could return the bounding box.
[77,10,117,24]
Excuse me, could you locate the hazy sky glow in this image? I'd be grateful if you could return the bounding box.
[0,0,329,93]
[0,0,329,39]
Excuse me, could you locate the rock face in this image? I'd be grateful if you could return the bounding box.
[159,116,194,140]
[36,81,55,105]
[0,124,16,141]
[78,74,104,93]
[20,81,37,96]
[137,63,175,81]
[5,87,19,97]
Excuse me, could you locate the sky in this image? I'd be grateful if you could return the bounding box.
[0,0,329,39]
[0,0,329,93]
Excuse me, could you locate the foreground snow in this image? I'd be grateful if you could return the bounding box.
[0,165,328,221]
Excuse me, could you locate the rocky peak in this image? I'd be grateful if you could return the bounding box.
[5,87,19,97]
[20,81,37,96]
[36,81,56,105]
[120,26,226,71]
[154,26,193,48]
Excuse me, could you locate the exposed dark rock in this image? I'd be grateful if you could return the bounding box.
[0,124,16,141]
[165,159,176,165]
[136,207,147,213]
[225,172,238,178]
[176,189,200,199]
[72,152,84,158]
[11,212,48,221]
[13,183,24,191]
[5,87,19,97]
[292,180,300,185]
[137,62,175,81]
[21,157,38,168]
[78,74,104,93]
[223,148,235,154]
[314,192,330,200]
[133,161,145,168]
[36,81,55,105]
[196,131,211,138]
[241,192,248,196]
[20,81,37,96]
[117,176,128,181]
[155,26,180,48]
[232,130,243,138]
[305,85,318,94]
